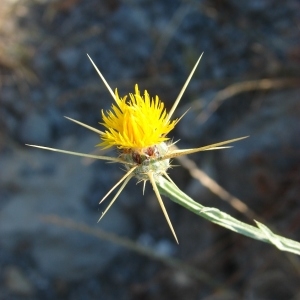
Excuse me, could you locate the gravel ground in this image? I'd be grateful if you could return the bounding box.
[0,0,300,299]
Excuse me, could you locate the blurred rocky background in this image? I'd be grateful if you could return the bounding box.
[0,0,300,299]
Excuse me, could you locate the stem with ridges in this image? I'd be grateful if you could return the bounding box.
[157,176,300,255]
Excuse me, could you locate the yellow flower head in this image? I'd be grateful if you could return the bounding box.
[99,84,177,150]
[26,53,248,244]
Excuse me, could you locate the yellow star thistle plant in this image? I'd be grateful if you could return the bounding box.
[27,54,300,254]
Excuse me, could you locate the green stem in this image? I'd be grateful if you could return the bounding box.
[157,176,300,256]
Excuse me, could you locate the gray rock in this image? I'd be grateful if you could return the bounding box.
[229,0,270,12]
[0,136,134,280]
[217,89,300,209]
[19,112,52,145]
[4,266,35,296]
[57,48,81,71]
[203,291,239,300]
[244,270,296,300]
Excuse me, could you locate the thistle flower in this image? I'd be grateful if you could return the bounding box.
[27,53,248,244]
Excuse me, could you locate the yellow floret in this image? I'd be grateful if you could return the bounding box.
[98,84,177,150]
